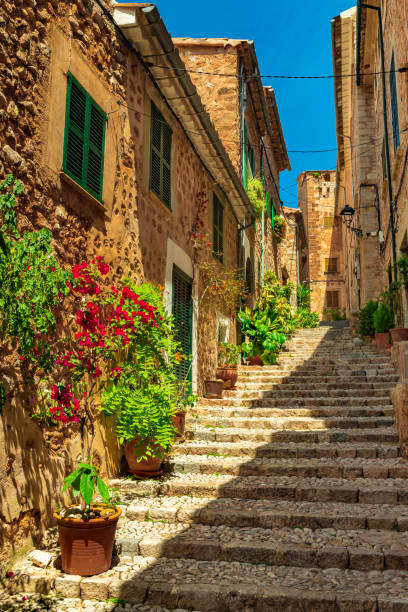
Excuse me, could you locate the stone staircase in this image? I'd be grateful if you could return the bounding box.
[14,325,408,611]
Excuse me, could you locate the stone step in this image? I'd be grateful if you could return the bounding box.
[116,519,408,572]
[114,473,408,505]
[220,389,392,399]
[18,555,408,610]
[234,381,394,390]
[187,416,395,431]
[171,440,400,459]
[191,406,394,419]
[237,374,399,384]
[117,492,408,531]
[186,426,399,444]
[199,397,393,407]
[164,455,408,479]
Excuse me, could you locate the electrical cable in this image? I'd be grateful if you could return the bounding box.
[145,61,408,80]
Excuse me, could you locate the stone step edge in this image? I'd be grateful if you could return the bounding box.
[116,531,408,573]
[21,567,408,610]
[163,458,408,479]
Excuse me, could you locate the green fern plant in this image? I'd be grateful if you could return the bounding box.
[247,177,265,218]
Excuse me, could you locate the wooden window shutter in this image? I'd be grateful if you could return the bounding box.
[150,102,172,209]
[63,73,107,201]
[326,291,339,308]
[213,194,224,263]
[325,258,338,273]
[172,265,193,386]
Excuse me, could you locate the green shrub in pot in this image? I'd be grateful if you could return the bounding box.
[358,300,378,338]
[373,303,394,334]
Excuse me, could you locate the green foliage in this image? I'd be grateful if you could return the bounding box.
[297,283,311,309]
[0,176,72,371]
[239,307,286,364]
[295,308,319,328]
[398,255,408,285]
[358,300,378,338]
[100,282,195,460]
[273,216,285,243]
[373,302,394,334]
[217,342,240,367]
[61,461,110,511]
[246,177,265,218]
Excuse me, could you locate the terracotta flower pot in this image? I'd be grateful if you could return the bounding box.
[375,332,390,351]
[390,328,408,343]
[124,439,163,478]
[172,410,186,438]
[54,505,121,576]
[216,366,238,390]
[248,355,264,366]
[204,379,223,399]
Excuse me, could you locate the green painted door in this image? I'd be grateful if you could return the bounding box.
[172,265,193,387]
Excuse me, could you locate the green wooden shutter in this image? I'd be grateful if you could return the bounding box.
[150,102,172,209]
[243,122,248,189]
[172,265,193,387]
[213,194,224,263]
[63,73,106,201]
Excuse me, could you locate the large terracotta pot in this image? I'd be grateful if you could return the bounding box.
[124,439,163,478]
[204,379,223,399]
[390,328,408,343]
[216,366,238,390]
[375,332,390,351]
[248,355,264,366]
[172,410,186,438]
[54,505,121,576]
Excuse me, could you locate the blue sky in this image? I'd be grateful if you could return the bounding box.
[117,1,354,207]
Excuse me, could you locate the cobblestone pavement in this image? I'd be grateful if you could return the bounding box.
[10,325,408,611]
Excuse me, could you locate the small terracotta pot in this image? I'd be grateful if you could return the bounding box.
[375,332,390,351]
[172,410,186,438]
[216,366,238,390]
[204,379,223,399]
[248,355,264,366]
[124,439,163,478]
[54,505,121,576]
[390,328,408,343]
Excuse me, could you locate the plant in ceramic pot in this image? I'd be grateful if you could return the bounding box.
[358,300,378,341]
[373,302,394,350]
[55,461,120,576]
[216,342,241,389]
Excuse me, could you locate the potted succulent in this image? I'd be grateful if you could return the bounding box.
[216,342,241,389]
[55,461,120,576]
[373,302,394,350]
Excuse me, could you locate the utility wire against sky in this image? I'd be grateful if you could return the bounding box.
[145,61,408,80]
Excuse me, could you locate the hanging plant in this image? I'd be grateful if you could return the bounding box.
[273,215,286,243]
[247,177,265,218]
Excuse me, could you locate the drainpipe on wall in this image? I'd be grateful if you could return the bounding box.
[356,1,398,281]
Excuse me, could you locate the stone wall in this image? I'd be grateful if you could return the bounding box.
[0,0,242,564]
[298,171,346,317]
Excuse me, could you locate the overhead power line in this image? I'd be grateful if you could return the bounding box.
[145,61,408,80]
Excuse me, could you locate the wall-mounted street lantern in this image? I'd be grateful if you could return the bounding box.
[340,204,355,227]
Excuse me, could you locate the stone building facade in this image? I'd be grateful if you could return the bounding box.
[0,0,261,564]
[332,2,408,322]
[298,171,347,317]
[173,38,291,294]
[279,206,308,287]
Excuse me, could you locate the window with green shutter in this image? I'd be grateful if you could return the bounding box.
[150,102,172,209]
[63,73,107,202]
[172,265,193,388]
[213,194,224,263]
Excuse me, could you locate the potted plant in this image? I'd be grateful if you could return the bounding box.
[216,342,240,389]
[54,461,120,576]
[373,302,394,350]
[100,282,192,477]
[358,300,378,342]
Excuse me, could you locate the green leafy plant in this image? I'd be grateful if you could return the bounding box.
[246,177,265,218]
[217,342,240,367]
[358,300,378,338]
[59,461,111,519]
[295,308,319,328]
[273,216,285,243]
[297,283,311,309]
[238,307,286,364]
[373,302,394,334]
[398,255,408,286]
